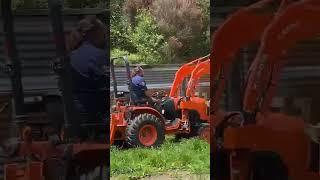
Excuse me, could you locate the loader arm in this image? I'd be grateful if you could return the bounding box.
[210,1,297,171]
[178,59,211,125]
[169,55,209,97]
[186,59,210,97]
[210,0,293,114]
[243,0,320,115]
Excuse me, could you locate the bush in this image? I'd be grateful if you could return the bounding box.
[111,0,136,52]
[111,49,142,65]
[122,0,153,27]
[150,0,206,62]
[127,10,166,64]
[110,0,209,64]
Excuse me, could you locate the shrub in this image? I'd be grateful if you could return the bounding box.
[150,0,207,62]
[111,49,142,65]
[122,0,153,27]
[127,10,166,64]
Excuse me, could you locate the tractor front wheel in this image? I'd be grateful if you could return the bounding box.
[126,113,165,148]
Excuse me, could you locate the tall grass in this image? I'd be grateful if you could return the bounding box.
[111,136,210,179]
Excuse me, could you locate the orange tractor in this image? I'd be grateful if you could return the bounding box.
[110,55,210,147]
[211,0,320,179]
[0,0,109,179]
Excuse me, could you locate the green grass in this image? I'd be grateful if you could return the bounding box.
[110,136,210,179]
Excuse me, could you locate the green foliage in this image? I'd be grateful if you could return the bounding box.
[111,0,209,64]
[122,0,152,27]
[111,49,142,65]
[111,137,210,179]
[110,0,136,53]
[197,0,210,27]
[127,10,166,64]
[194,0,210,56]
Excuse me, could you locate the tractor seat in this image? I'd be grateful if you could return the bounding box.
[131,93,149,106]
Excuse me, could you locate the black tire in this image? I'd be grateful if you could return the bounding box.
[113,140,127,148]
[175,111,201,140]
[126,113,165,148]
[249,152,288,180]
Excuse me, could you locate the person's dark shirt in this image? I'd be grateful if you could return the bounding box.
[70,41,108,93]
[70,41,108,116]
[131,75,147,99]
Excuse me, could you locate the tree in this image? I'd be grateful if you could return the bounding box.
[151,0,207,62]
[110,0,136,53]
[123,0,153,27]
[127,10,165,64]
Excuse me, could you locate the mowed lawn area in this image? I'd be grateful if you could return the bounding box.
[110,136,210,179]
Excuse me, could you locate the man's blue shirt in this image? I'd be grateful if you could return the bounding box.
[70,41,108,92]
[69,41,108,116]
[131,75,147,99]
[132,75,146,87]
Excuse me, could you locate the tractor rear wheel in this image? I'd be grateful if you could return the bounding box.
[126,113,165,148]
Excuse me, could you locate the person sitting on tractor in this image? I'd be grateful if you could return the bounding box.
[131,66,156,105]
[67,15,108,141]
